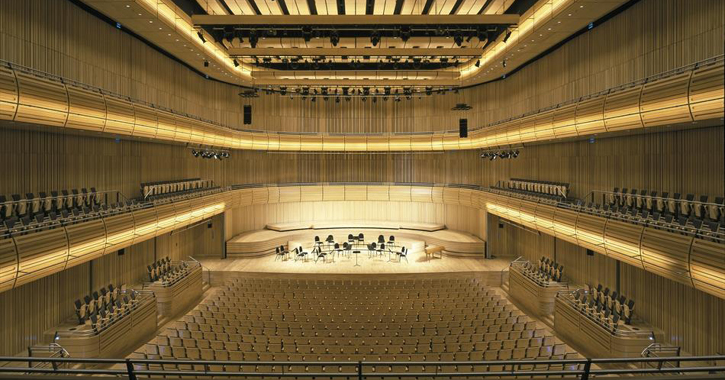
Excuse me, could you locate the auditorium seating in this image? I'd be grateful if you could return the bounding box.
[506,179,570,199]
[134,276,580,375]
[491,181,568,203]
[564,283,636,334]
[520,257,564,285]
[146,257,193,286]
[606,188,724,222]
[73,284,142,333]
[141,178,216,201]
[0,188,106,226]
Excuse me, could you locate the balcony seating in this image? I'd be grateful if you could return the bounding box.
[520,257,564,285]
[606,188,724,223]
[147,257,194,287]
[0,187,103,222]
[141,178,216,201]
[505,179,569,199]
[73,284,143,333]
[565,283,636,335]
[133,276,580,374]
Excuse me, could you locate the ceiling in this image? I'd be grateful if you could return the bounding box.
[80,0,630,90]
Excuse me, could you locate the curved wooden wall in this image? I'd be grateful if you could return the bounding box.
[1,184,723,299]
[0,61,721,152]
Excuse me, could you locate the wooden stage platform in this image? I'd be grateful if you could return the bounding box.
[226,225,485,257]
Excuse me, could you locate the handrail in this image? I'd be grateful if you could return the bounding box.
[188,256,210,285]
[0,355,723,378]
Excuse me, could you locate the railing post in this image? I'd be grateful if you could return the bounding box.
[581,358,592,380]
[358,361,363,380]
[125,358,137,380]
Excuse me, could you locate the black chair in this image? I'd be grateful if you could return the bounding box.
[398,247,408,263]
[347,234,355,245]
[314,246,327,263]
[367,242,376,257]
[314,236,322,249]
[387,235,395,248]
[376,243,386,258]
[343,242,352,257]
[358,233,365,247]
[274,247,285,261]
[377,235,385,245]
[325,235,335,249]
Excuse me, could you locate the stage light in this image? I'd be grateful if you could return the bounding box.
[503,30,512,43]
[302,26,312,42]
[249,30,259,48]
[370,31,380,47]
[280,86,287,95]
[330,30,340,46]
[490,153,497,161]
[502,60,507,68]
[192,149,200,157]
[384,87,391,95]
[400,26,411,42]
[335,97,340,103]
[197,31,206,43]
[477,29,488,43]
[512,150,519,158]
[453,32,463,47]
[425,87,432,96]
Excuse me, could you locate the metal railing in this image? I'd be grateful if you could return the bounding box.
[1,355,724,379]
[188,256,211,285]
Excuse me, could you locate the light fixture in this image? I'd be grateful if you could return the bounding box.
[233,59,239,67]
[197,31,206,43]
[453,32,463,47]
[370,31,380,47]
[330,30,340,46]
[503,30,512,43]
[400,26,411,42]
[249,30,259,48]
[475,59,480,67]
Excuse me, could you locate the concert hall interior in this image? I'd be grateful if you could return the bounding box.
[0,0,723,378]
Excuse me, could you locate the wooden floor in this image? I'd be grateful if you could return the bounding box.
[200,252,513,276]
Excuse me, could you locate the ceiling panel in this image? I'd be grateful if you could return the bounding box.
[225,0,257,14]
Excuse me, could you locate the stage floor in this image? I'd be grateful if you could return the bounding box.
[199,252,513,276]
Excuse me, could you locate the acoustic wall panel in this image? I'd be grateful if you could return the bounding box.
[0,66,18,120]
[65,218,107,269]
[65,86,106,132]
[0,237,18,293]
[14,227,69,287]
[14,72,68,127]
[640,71,693,127]
[689,239,725,299]
[689,61,725,120]
[604,220,644,269]
[104,96,135,136]
[640,228,694,287]
[604,85,643,132]
[575,96,606,136]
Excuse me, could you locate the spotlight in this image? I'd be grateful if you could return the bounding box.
[512,150,519,158]
[370,31,380,47]
[425,87,432,96]
[233,59,240,67]
[249,30,259,48]
[503,30,512,43]
[400,26,411,42]
[335,97,340,103]
[197,31,206,43]
[330,30,340,46]
[302,26,313,42]
[477,29,488,43]
[453,31,463,47]
[490,153,497,161]
[384,87,391,96]
[502,60,507,68]
[280,86,287,96]
[192,149,200,157]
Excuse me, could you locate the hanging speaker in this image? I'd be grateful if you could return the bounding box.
[459,118,468,138]
[243,105,252,125]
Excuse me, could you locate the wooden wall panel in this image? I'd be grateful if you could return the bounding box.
[0,216,222,357]
[0,0,722,135]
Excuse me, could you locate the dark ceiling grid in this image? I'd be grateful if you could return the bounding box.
[477,0,493,14]
[393,0,404,14]
[421,0,435,14]
[337,0,346,14]
[365,0,375,15]
[277,0,291,14]
[306,0,319,14]
[449,0,465,14]
[247,0,263,15]
[218,0,235,14]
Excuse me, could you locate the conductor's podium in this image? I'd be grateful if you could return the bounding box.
[145,262,204,318]
[508,262,569,318]
[554,292,654,358]
[49,291,157,358]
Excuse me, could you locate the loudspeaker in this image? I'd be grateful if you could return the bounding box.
[498,222,504,229]
[243,105,252,125]
[459,118,468,138]
[207,222,213,229]
[586,249,594,256]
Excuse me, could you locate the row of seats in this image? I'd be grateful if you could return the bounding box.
[490,186,565,203]
[141,178,214,200]
[73,283,143,334]
[1,199,143,236]
[562,284,636,335]
[520,257,564,284]
[507,178,569,198]
[133,276,579,376]
[146,258,192,286]
[0,187,103,221]
[607,188,724,222]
